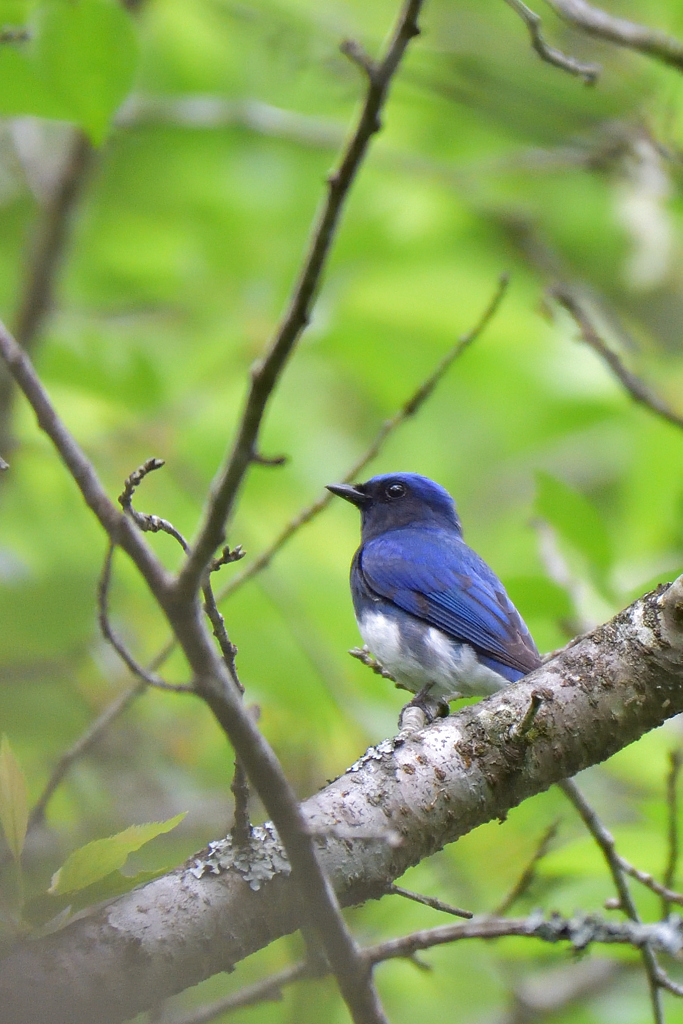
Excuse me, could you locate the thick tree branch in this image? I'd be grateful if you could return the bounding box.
[545,0,683,72]
[175,0,424,600]
[5,576,683,1024]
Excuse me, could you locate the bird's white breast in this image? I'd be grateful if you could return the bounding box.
[358,609,508,701]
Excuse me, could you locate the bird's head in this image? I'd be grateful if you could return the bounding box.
[326,472,462,541]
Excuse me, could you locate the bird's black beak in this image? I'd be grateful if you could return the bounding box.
[326,483,368,508]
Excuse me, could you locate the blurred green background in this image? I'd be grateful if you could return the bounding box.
[3,0,683,1021]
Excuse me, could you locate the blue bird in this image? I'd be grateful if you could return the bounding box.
[327,473,541,721]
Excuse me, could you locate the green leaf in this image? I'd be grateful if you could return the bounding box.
[49,813,186,895]
[0,45,72,120]
[0,735,29,863]
[535,471,612,577]
[28,865,171,927]
[34,0,138,143]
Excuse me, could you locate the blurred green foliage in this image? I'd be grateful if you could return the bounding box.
[2,0,683,1021]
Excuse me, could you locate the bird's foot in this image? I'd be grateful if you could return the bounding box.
[398,687,449,735]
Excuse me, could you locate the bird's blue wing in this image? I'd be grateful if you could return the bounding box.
[358,528,540,675]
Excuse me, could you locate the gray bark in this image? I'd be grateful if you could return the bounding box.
[3,578,683,1024]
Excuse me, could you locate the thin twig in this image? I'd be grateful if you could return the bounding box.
[0,27,30,43]
[174,0,425,604]
[0,131,94,457]
[507,690,547,741]
[165,961,317,1024]
[98,542,193,693]
[389,885,473,919]
[120,460,253,842]
[617,856,683,908]
[663,750,682,918]
[502,0,599,81]
[365,911,683,966]
[545,0,683,73]
[494,819,560,916]
[559,779,664,1024]
[166,911,683,1024]
[119,459,243,685]
[250,452,288,467]
[230,759,252,848]
[552,284,683,433]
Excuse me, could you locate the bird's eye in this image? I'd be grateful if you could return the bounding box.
[385,482,406,499]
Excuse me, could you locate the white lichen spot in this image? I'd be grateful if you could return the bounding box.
[187,823,290,890]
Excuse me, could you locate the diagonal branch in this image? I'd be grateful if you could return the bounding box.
[545,0,683,73]
[175,0,425,601]
[551,283,683,433]
[0,130,94,459]
[502,0,600,81]
[559,778,664,1023]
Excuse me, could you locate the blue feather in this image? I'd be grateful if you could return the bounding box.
[358,528,539,675]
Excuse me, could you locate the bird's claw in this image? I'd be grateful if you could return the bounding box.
[398,689,449,735]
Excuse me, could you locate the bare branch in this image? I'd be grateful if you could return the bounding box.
[559,778,664,1023]
[545,0,683,72]
[663,750,683,918]
[229,759,252,848]
[210,545,245,572]
[0,2,427,1016]
[166,961,317,1024]
[0,317,175,597]
[163,907,681,1024]
[0,130,93,457]
[98,542,193,693]
[341,38,380,82]
[0,27,30,43]
[249,452,288,467]
[388,885,473,919]
[551,283,683,433]
[502,0,600,81]
[617,856,683,908]
[175,0,425,602]
[365,911,683,965]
